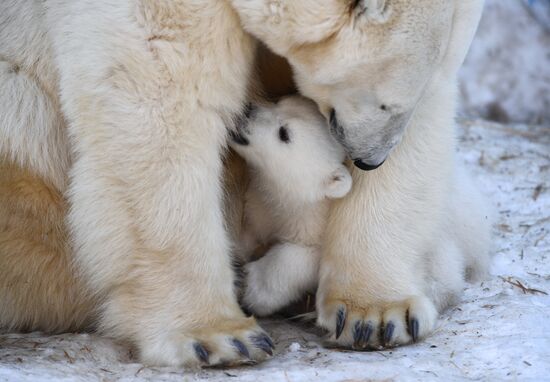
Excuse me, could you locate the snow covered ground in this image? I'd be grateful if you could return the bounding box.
[1,119,549,381]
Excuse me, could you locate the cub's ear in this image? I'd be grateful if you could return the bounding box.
[325,165,352,199]
[352,0,389,22]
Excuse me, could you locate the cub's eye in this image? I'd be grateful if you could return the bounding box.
[278,125,290,143]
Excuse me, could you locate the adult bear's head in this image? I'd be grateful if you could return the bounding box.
[231,0,483,170]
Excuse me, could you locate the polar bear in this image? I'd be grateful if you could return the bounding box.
[1,0,273,367]
[229,96,352,316]
[230,0,491,348]
[0,0,488,367]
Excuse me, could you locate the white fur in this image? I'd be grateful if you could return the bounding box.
[0,0,490,364]
[1,0,271,367]
[0,0,70,192]
[231,0,491,348]
[230,96,351,316]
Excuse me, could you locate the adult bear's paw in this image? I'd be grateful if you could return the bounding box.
[139,317,274,368]
[317,294,438,350]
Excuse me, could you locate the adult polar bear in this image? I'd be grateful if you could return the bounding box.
[232,0,491,348]
[0,0,488,367]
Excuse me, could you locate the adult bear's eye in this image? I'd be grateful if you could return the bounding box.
[278,126,290,143]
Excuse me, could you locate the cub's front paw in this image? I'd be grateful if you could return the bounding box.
[242,260,277,317]
[317,295,438,349]
[139,317,274,368]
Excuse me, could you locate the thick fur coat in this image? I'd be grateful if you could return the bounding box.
[232,0,490,348]
[0,0,489,366]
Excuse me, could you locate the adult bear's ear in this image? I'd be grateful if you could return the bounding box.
[352,0,389,23]
[230,0,349,56]
[325,165,352,199]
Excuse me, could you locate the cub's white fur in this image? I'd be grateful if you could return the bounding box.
[230,96,351,316]
[231,0,491,348]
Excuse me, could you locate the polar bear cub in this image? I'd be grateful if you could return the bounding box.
[229,96,352,316]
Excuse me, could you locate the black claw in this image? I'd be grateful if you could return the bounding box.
[352,321,373,348]
[193,342,210,364]
[384,322,395,345]
[409,317,419,342]
[335,307,347,339]
[352,321,362,347]
[231,338,250,359]
[352,321,365,348]
[364,322,373,345]
[251,333,274,356]
[263,333,275,350]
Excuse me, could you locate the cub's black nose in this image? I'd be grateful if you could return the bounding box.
[229,130,249,146]
[243,102,254,119]
[354,159,385,171]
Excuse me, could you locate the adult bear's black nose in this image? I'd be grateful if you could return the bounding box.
[354,158,385,171]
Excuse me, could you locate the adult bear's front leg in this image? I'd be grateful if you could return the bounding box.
[51,0,270,367]
[70,143,273,367]
[316,150,448,349]
[317,109,464,349]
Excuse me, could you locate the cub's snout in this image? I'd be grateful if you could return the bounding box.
[229,129,249,146]
[230,103,258,146]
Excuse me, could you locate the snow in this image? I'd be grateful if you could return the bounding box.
[1,119,548,381]
[458,0,550,124]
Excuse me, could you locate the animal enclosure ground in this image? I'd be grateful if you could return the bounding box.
[1,119,549,381]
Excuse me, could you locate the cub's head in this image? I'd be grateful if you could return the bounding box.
[231,0,483,170]
[230,96,352,202]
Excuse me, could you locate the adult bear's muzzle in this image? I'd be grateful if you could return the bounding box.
[328,108,409,172]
